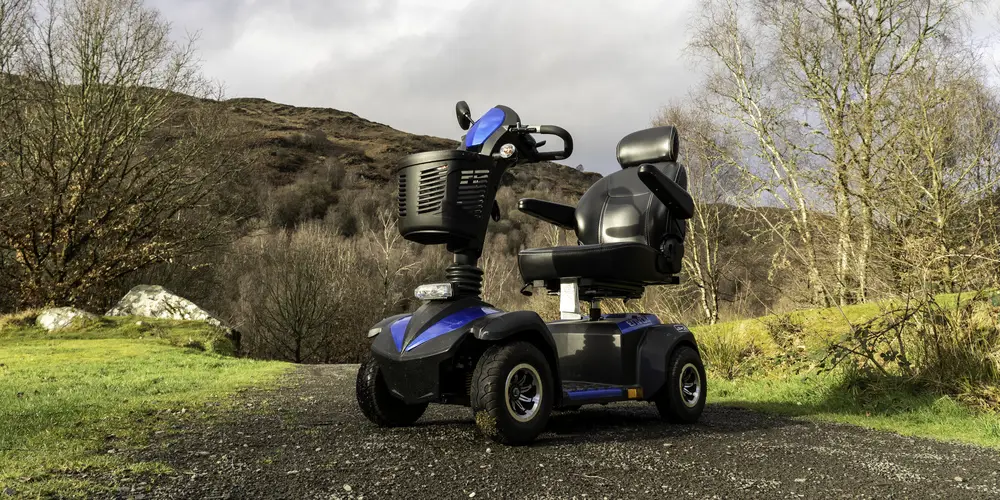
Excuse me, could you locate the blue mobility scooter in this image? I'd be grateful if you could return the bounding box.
[356,101,705,445]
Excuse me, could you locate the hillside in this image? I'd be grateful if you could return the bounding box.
[220,97,602,206]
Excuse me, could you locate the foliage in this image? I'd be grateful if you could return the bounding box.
[824,293,1000,408]
[0,0,251,310]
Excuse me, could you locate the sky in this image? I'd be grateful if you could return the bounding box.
[148,0,1000,175]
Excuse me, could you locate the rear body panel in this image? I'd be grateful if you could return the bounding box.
[549,314,697,404]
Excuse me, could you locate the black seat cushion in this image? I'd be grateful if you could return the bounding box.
[518,242,673,284]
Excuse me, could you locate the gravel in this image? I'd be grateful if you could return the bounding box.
[108,364,1000,499]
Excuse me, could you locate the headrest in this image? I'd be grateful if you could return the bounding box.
[616,126,679,168]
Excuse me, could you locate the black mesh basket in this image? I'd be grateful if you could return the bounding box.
[396,150,501,246]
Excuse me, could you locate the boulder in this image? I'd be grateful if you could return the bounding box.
[106,285,226,328]
[36,307,97,331]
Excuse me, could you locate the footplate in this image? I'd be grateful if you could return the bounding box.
[562,381,644,403]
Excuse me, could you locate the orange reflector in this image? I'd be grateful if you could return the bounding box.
[628,388,643,399]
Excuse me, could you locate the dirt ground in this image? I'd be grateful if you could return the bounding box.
[109,364,1000,499]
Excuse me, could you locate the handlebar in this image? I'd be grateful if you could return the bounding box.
[519,124,573,162]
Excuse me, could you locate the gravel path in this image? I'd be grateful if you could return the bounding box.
[113,364,1000,499]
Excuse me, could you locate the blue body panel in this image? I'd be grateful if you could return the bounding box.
[464,107,506,148]
[404,306,500,351]
[566,387,625,400]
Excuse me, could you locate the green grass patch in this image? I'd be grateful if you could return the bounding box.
[692,291,1000,448]
[709,371,1000,448]
[0,315,292,496]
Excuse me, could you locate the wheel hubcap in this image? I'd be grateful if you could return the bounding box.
[679,363,702,408]
[505,363,542,422]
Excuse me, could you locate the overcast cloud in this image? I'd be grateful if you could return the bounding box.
[148,0,1000,174]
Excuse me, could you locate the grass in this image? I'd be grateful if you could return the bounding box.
[0,314,292,497]
[692,292,1000,449]
[709,372,1000,448]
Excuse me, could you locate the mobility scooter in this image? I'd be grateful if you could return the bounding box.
[356,101,705,445]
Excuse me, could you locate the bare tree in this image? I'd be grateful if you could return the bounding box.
[0,0,246,308]
[690,0,828,306]
[234,225,353,363]
[364,208,418,315]
[656,101,745,324]
[691,0,963,306]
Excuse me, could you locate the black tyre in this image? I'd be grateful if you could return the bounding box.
[356,355,428,427]
[470,341,554,445]
[654,346,706,424]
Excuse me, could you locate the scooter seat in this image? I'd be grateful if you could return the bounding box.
[518,242,674,284]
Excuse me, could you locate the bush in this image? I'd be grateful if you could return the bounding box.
[269,161,347,228]
[764,313,810,367]
[227,225,368,363]
[825,293,1000,408]
[698,324,763,379]
[0,310,39,331]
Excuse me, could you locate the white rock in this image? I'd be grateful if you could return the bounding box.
[36,307,97,331]
[106,285,227,329]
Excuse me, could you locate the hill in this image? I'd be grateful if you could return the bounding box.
[217,98,602,224]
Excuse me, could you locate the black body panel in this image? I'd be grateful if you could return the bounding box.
[369,301,562,405]
[470,310,559,360]
[549,319,642,386]
[636,323,698,397]
[547,316,697,400]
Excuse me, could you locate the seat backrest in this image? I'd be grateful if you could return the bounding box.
[574,126,688,272]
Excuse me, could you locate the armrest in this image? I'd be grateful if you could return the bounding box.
[637,164,694,220]
[517,198,576,230]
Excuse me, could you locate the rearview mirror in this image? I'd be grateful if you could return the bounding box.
[456,101,473,130]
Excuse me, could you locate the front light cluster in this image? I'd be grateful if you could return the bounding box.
[414,282,453,300]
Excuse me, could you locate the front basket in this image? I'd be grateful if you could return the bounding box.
[396,150,499,246]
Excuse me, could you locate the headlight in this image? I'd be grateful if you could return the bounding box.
[414,282,453,300]
[367,327,381,338]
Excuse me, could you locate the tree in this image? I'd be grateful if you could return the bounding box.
[656,101,745,324]
[690,0,828,306]
[690,0,964,306]
[0,0,246,308]
[237,226,349,364]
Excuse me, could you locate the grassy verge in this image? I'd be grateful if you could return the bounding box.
[0,315,292,497]
[708,372,1000,448]
[693,292,1000,449]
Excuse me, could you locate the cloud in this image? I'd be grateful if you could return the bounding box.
[151,0,700,173]
[151,0,1000,174]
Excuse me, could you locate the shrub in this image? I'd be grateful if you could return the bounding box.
[269,161,347,229]
[698,324,763,379]
[825,293,1000,407]
[0,310,39,332]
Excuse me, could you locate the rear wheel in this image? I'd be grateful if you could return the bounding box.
[470,341,554,445]
[654,346,706,423]
[356,355,428,427]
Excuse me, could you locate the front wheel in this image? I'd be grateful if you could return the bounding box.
[356,355,428,427]
[470,341,554,445]
[654,346,706,423]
